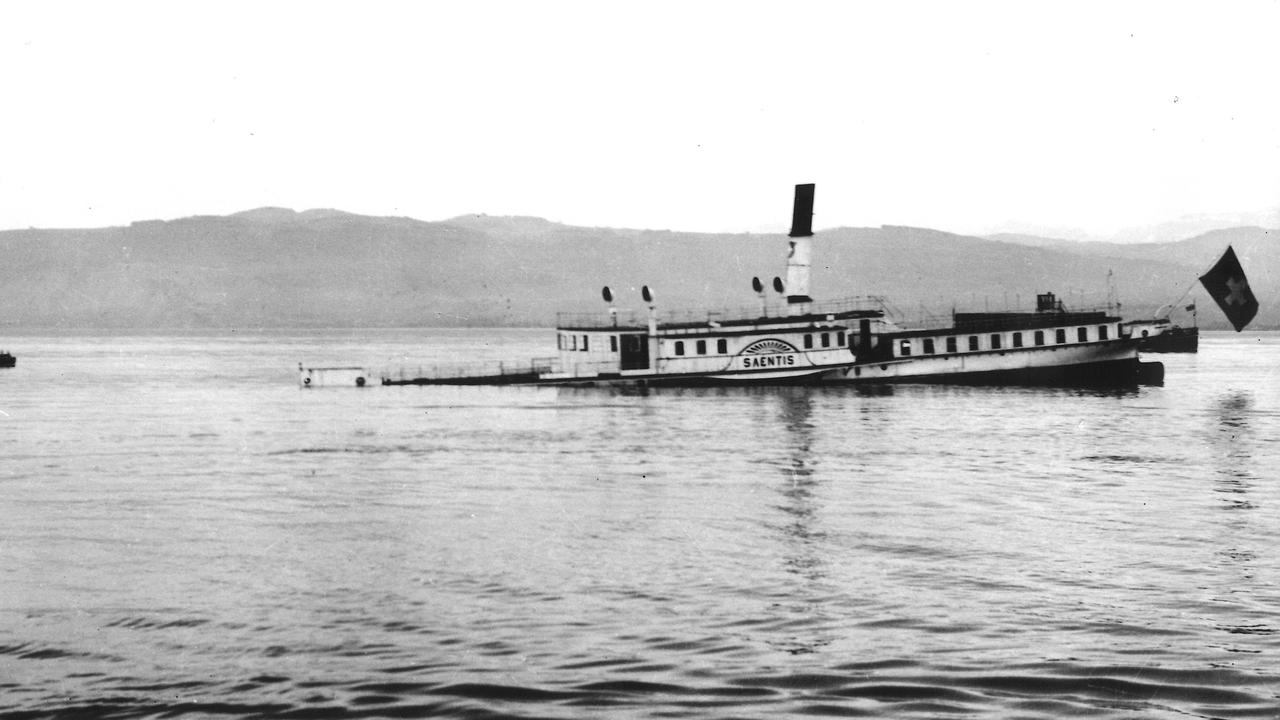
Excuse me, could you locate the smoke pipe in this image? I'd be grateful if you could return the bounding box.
[785,184,815,313]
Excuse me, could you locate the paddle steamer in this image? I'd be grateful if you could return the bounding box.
[300,184,1162,388]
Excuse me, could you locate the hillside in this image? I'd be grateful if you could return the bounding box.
[0,211,1275,330]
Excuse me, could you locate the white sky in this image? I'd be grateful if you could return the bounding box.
[2,1,1278,238]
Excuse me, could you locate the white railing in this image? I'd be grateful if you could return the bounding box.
[881,298,1124,332]
[379,357,560,382]
[555,295,887,329]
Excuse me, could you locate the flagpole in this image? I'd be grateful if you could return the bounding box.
[1158,278,1199,320]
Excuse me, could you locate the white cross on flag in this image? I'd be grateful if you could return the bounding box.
[1198,245,1259,332]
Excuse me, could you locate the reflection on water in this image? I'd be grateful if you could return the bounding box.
[774,390,823,583]
[769,390,835,656]
[1204,389,1275,647]
[1212,390,1256,510]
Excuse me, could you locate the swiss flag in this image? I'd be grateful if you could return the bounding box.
[1199,246,1259,332]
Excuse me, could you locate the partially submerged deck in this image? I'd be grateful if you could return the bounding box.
[380,358,555,385]
[300,359,559,387]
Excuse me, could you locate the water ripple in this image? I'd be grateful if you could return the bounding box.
[7,331,1280,720]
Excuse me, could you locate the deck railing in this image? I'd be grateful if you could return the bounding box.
[379,357,560,382]
[877,299,1123,333]
[555,295,888,329]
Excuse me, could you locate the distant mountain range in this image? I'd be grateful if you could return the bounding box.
[1,209,1275,330]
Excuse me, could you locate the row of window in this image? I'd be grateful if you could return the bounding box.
[674,338,727,356]
[672,331,848,357]
[802,331,847,349]
[559,330,850,356]
[558,333,592,351]
[899,325,1112,357]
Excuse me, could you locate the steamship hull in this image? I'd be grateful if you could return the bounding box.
[823,296,1163,387]
[531,366,845,387]
[823,340,1154,386]
[378,369,839,387]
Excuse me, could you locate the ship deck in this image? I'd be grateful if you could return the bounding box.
[555,296,885,331]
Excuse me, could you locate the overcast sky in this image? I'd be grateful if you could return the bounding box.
[2,1,1277,239]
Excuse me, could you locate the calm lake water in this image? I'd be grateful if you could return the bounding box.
[2,329,1279,719]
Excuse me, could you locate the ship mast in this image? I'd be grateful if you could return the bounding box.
[785,183,815,316]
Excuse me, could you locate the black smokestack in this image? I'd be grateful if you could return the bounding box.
[789,183,815,238]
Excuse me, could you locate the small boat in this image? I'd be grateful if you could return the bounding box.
[0,351,14,368]
[824,292,1162,386]
[1122,317,1199,353]
[1148,324,1198,353]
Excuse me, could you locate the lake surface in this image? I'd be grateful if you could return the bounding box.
[3,329,1279,718]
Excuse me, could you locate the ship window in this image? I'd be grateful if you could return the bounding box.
[558,334,564,350]
[946,336,957,353]
[990,333,1002,350]
[1056,329,1067,344]
[1034,330,1045,346]
[1013,332,1023,348]
[804,334,814,349]
[717,338,727,353]
[696,339,707,355]
[923,338,936,354]
[675,341,685,356]
[837,331,846,346]
[821,332,830,348]
[968,335,979,351]
[581,335,589,351]
[1098,325,1109,340]
[610,335,618,352]
[1077,327,1088,342]
[569,334,577,350]
[899,340,912,356]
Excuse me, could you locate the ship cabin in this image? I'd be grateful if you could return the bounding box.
[541,182,880,384]
[859,293,1126,363]
[549,306,879,382]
